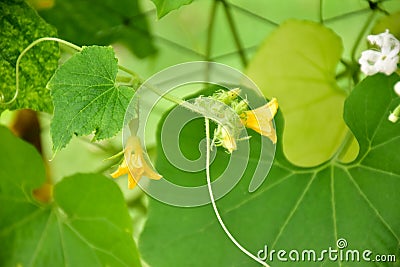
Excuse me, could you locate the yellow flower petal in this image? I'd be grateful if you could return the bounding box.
[110,159,129,178]
[128,137,162,180]
[111,136,162,189]
[143,165,163,180]
[127,173,138,189]
[241,98,278,143]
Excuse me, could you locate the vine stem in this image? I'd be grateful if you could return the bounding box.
[318,0,324,23]
[205,0,218,61]
[333,130,355,161]
[116,61,202,112]
[350,11,376,63]
[204,118,270,267]
[140,82,202,113]
[118,66,214,119]
[219,0,248,67]
[0,37,82,105]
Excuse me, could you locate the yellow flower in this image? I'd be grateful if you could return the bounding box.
[111,136,162,189]
[240,98,278,144]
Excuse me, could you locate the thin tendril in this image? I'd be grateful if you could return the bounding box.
[5,36,197,117]
[1,37,82,106]
[204,118,270,267]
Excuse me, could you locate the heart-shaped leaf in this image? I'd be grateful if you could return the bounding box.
[246,20,348,166]
[0,125,142,267]
[48,46,136,152]
[139,74,400,266]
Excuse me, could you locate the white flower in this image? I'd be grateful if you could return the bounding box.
[359,29,400,76]
[367,30,400,55]
[388,113,399,123]
[394,81,400,96]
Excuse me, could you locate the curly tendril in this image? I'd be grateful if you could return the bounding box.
[1,37,82,106]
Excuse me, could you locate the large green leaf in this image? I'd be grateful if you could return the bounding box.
[39,0,156,58]
[151,0,194,18]
[139,73,400,266]
[48,46,136,152]
[246,20,348,167]
[0,0,59,113]
[0,126,142,267]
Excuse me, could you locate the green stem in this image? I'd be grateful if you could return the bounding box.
[334,130,355,161]
[118,64,141,81]
[116,76,133,83]
[105,149,125,161]
[319,0,324,23]
[340,58,350,68]
[335,70,348,80]
[116,65,211,117]
[219,0,248,67]
[1,37,82,105]
[116,64,186,107]
[350,11,377,63]
[142,83,185,106]
[206,1,218,61]
[204,118,270,267]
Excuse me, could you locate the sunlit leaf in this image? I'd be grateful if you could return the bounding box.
[0,126,142,267]
[48,46,136,152]
[140,74,400,266]
[246,20,350,167]
[0,0,59,113]
[151,0,194,18]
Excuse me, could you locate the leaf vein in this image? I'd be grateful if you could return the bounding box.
[271,171,318,248]
[343,167,400,243]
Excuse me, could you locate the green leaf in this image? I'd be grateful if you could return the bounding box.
[139,74,400,266]
[48,46,136,152]
[0,125,142,267]
[0,0,59,113]
[151,0,194,18]
[39,0,156,58]
[246,20,349,167]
